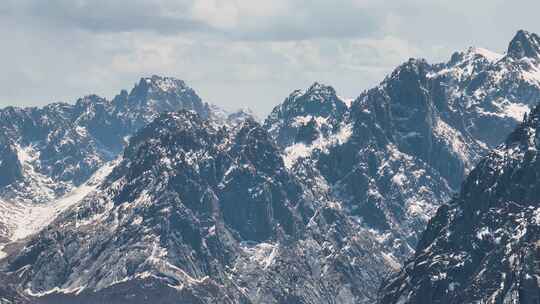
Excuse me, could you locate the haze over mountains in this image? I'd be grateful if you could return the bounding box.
[0,30,539,303]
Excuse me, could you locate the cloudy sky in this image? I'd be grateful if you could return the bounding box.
[2,0,539,115]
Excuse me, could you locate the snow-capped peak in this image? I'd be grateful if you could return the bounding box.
[264,82,348,149]
[466,47,503,63]
[139,75,189,93]
[287,82,336,101]
[443,46,502,71]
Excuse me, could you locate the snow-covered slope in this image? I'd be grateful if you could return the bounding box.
[0,160,116,258]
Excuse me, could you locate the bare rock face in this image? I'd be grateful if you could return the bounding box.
[0,76,255,277]
[507,30,540,60]
[264,30,540,264]
[0,133,22,188]
[264,82,349,148]
[3,111,393,304]
[379,100,540,304]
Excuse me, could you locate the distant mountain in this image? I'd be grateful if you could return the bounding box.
[378,93,540,304]
[111,75,210,129]
[0,76,208,195]
[0,76,254,245]
[264,82,349,151]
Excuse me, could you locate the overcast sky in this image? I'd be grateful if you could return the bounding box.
[2,0,539,115]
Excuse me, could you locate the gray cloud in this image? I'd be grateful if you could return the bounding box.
[3,0,382,41]
[3,0,212,34]
[0,0,539,116]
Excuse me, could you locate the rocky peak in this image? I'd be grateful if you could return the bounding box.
[73,95,111,121]
[0,75,216,204]
[305,81,337,97]
[285,82,344,111]
[127,75,192,101]
[507,29,540,59]
[387,58,431,85]
[376,58,435,141]
[112,75,209,127]
[136,75,189,94]
[264,82,348,148]
[123,110,218,158]
[448,47,503,68]
[74,94,108,107]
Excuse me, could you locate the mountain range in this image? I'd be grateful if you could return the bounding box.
[0,30,539,303]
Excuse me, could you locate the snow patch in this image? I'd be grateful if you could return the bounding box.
[0,160,116,249]
[433,118,471,165]
[283,122,353,168]
[381,252,401,270]
[14,144,58,202]
[472,47,503,62]
[478,100,530,121]
[476,227,491,240]
[504,102,530,121]
[391,173,406,187]
[534,208,540,225]
[292,115,328,128]
[26,286,85,297]
[240,242,278,269]
[406,199,433,221]
[522,64,540,84]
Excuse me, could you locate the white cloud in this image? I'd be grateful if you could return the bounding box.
[190,0,290,30]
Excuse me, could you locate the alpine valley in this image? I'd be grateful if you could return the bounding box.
[0,30,539,304]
